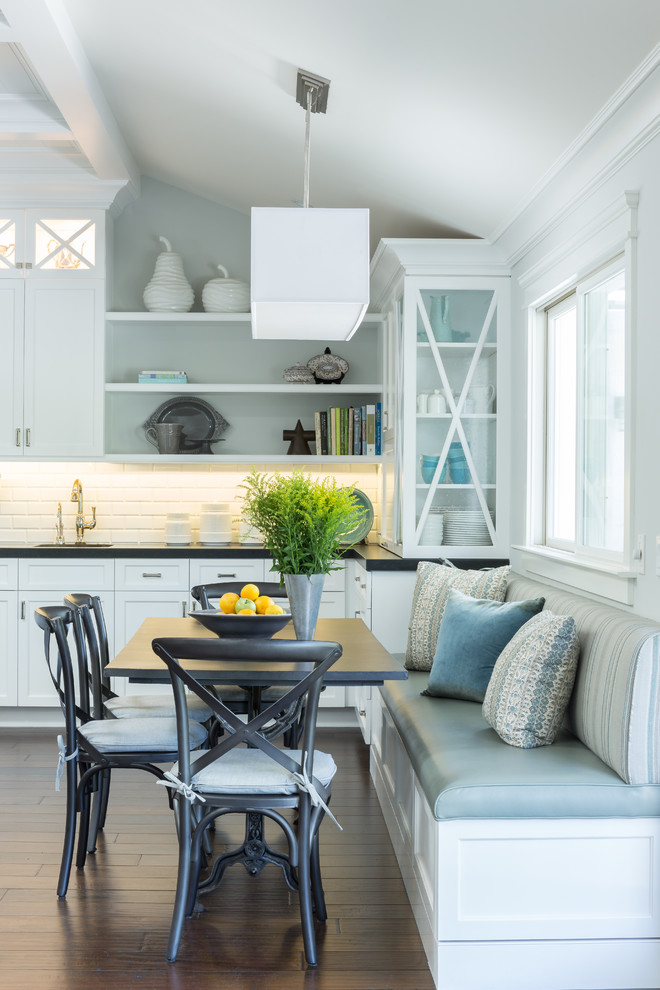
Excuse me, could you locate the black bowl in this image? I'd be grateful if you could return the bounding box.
[188,609,292,639]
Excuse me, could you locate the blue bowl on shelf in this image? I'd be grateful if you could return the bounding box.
[420,455,447,485]
[447,442,471,484]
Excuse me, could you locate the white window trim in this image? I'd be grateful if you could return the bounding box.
[520,191,638,603]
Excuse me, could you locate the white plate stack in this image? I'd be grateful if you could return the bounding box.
[421,508,444,545]
[198,503,232,545]
[443,510,494,545]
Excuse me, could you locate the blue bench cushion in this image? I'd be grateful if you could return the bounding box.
[379,670,660,821]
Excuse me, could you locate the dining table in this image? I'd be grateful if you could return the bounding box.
[105,614,408,690]
[104,614,408,890]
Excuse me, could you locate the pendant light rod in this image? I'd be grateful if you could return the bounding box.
[296,69,330,210]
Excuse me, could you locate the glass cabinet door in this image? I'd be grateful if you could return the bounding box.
[405,279,503,555]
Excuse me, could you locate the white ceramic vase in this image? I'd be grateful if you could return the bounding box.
[202,264,250,313]
[143,236,194,313]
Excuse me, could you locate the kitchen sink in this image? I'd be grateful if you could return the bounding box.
[33,543,114,548]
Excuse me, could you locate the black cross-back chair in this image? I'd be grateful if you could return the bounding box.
[152,634,343,967]
[63,593,213,850]
[64,592,212,722]
[34,606,208,898]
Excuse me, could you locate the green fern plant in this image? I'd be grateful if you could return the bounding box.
[239,469,366,582]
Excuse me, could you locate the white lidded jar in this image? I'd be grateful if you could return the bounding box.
[202,264,250,313]
[165,512,192,545]
[143,236,194,313]
[198,503,232,545]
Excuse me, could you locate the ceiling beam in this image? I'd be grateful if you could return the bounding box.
[0,0,139,196]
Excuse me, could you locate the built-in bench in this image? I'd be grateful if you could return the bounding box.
[370,571,660,990]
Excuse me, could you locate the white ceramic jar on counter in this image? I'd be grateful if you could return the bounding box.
[165,512,192,545]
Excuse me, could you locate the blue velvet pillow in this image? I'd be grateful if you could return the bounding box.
[422,589,545,702]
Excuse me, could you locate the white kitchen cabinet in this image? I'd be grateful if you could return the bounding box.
[104,312,384,463]
[114,558,190,696]
[0,210,104,278]
[371,240,511,559]
[345,558,417,740]
[0,559,18,706]
[17,558,114,707]
[189,557,266,598]
[0,278,105,456]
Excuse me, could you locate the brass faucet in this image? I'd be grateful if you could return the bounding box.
[55,502,64,545]
[71,479,96,544]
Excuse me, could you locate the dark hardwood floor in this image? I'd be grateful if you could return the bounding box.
[0,726,434,990]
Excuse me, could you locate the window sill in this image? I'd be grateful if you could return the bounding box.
[509,545,637,605]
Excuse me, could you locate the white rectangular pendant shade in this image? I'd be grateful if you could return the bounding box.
[250,207,370,340]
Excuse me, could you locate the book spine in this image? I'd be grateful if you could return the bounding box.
[329,407,335,455]
[347,406,354,456]
[320,410,328,455]
[375,401,382,455]
[314,411,322,454]
[361,404,367,455]
[353,407,361,455]
[335,407,341,455]
[341,407,348,455]
[366,403,376,455]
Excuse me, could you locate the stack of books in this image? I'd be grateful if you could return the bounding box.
[137,370,188,384]
[314,403,382,456]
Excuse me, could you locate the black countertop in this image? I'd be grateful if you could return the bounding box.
[0,542,507,571]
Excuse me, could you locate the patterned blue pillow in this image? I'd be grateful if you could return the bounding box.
[482,611,580,748]
[405,561,511,671]
[422,589,545,702]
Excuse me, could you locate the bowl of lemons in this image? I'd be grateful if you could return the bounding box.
[188,584,292,639]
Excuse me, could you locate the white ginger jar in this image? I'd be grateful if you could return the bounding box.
[202,264,250,313]
[143,236,194,312]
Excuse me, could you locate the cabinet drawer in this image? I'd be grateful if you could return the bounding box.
[19,557,114,591]
[189,558,265,588]
[0,558,18,589]
[115,559,189,591]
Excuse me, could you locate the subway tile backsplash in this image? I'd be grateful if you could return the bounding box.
[0,462,381,546]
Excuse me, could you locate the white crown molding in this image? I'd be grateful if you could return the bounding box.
[0,175,135,210]
[517,191,639,298]
[492,43,660,266]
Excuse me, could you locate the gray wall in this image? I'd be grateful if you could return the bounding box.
[110,176,251,312]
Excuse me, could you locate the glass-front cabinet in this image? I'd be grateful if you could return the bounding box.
[372,239,510,558]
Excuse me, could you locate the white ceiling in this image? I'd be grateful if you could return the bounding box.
[3,0,660,249]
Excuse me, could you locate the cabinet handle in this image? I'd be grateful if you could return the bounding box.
[181,601,187,617]
[15,428,21,447]
[359,709,367,717]
[15,261,23,269]
[20,601,25,620]
[216,572,237,578]
[25,428,31,447]
[141,572,162,578]
[25,262,32,269]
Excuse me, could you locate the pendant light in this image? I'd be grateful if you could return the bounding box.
[250,69,370,340]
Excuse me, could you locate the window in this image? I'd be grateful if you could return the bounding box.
[541,260,627,563]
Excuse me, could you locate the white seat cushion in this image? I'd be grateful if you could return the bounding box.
[177,748,337,795]
[80,716,207,752]
[105,693,212,721]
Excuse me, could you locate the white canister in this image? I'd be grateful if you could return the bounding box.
[416,392,429,414]
[165,512,192,545]
[427,390,447,415]
[198,503,232,545]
